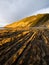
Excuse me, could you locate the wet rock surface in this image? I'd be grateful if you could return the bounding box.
[0,29,49,65]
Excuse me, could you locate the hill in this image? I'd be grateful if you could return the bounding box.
[0,14,49,65]
[5,14,49,28]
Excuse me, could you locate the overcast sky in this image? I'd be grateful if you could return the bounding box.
[0,0,49,27]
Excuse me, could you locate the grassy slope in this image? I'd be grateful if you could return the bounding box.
[5,14,48,28]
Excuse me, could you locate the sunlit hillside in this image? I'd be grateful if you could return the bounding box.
[5,14,47,28]
[0,14,49,65]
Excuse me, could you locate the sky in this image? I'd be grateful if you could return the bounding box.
[0,0,49,27]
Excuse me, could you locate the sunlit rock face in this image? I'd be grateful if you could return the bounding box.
[0,14,49,65]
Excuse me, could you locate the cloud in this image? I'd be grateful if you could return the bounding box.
[32,8,49,15]
[0,0,49,27]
